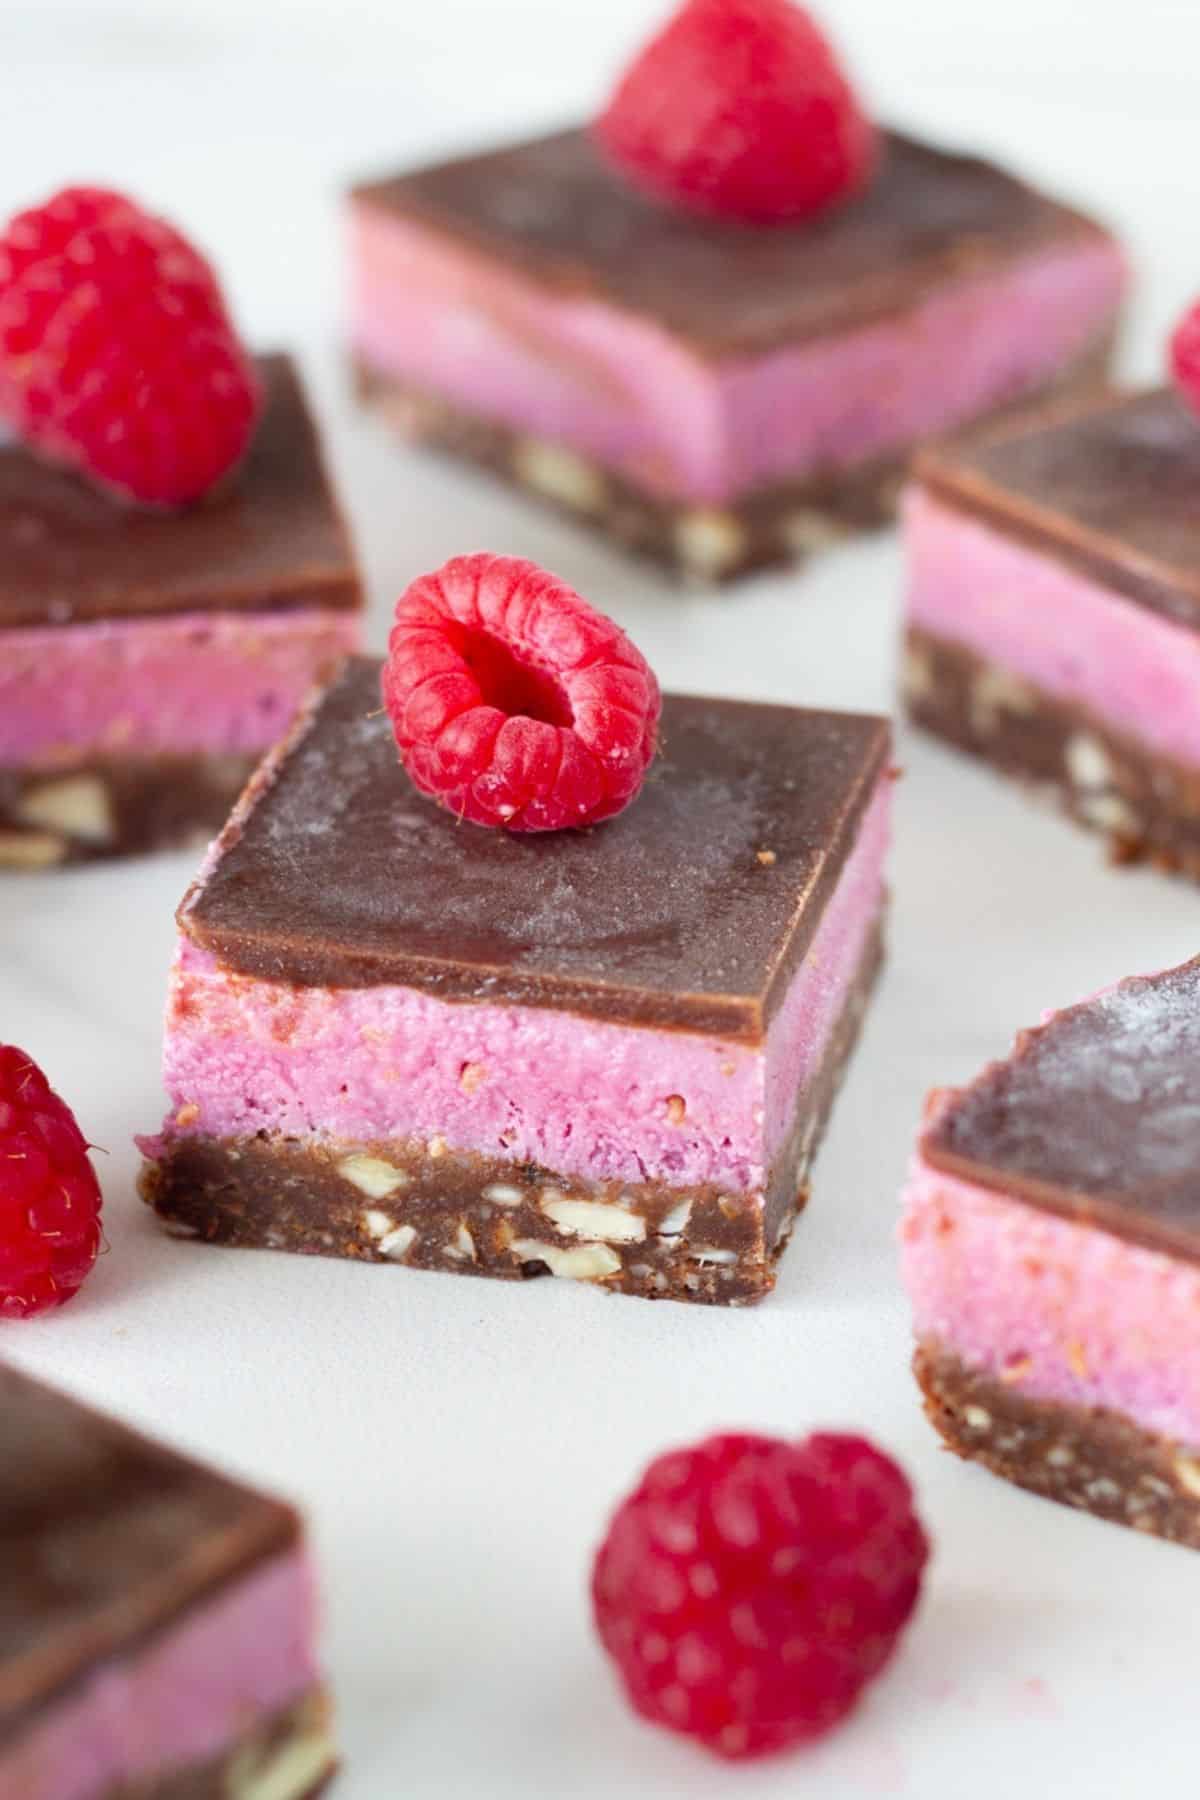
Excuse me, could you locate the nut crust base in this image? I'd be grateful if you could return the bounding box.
[0,752,259,868]
[903,626,1200,881]
[915,1340,1200,1549]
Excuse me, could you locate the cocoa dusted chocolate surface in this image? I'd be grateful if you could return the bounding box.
[917,388,1200,630]
[352,127,1113,358]
[0,354,362,630]
[922,956,1200,1261]
[182,657,890,1037]
[0,1363,297,1737]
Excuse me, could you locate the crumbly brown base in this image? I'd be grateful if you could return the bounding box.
[903,626,1200,880]
[354,335,1116,584]
[0,752,259,868]
[142,918,884,1306]
[915,1341,1200,1549]
[104,1689,335,1799]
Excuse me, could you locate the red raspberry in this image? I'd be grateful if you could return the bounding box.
[0,186,262,507]
[0,1045,102,1319]
[596,0,876,225]
[592,1431,929,1759]
[382,554,661,832]
[1169,299,1200,416]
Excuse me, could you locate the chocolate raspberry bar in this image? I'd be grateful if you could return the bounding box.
[902,956,1200,1549]
[349,130,1124,581]
[903,387,1200,875]
[140,657,891,1305]
[0,1362,334,1797]
[0,355,361,868]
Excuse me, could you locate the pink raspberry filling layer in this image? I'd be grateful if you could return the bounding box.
[906,490,1200,768]
[349,207,1124,505]
[0,608,360,770]
[901,1159,1200,1448]
[143,782,890,1193]
[2,1551,320,1800]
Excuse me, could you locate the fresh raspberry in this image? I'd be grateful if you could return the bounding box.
[596,0,877,224]
[382,554,661,832]
[0,1045,102,1319]
[1169,299,1200,416]
[592,1431,929,1759]
[0,186,262,507]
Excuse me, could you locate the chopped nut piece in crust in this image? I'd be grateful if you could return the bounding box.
[482,1183,523,1206]
[0,829,67,869]
[513,438,608,515]
[541,1195,646,1243]
[658,1199,692,1238]
[446,1223,476,1262]
[17,774,114,844]
[674,508,746,579]
[339,1154,409,1199]
[510,1238,622,1280]
[1172,1452,1200,1499]
[378,1223,417,1260]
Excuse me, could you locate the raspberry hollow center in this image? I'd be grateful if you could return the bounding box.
[457,625,574,728]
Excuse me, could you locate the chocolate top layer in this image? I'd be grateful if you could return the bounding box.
[182,657,891,1040]
[352,127,1112,358]
[922,957,1200,1261]
[917,388,1200,630]
[0,1363,296,1738]
[0,353,362,630]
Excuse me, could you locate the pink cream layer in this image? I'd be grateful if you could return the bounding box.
[1,1552,319,1800]
[906,490,1200,768]
[0,609,361,770]
[144,782,890,1194]
[349,207,1125,505]
[901,1160,1200,1448]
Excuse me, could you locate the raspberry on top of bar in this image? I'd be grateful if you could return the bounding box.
[141,657,892,1305]
[904,386,1200,876]
[350,121,1124,580]
[902,955,1200,1549]
[0,1363,333,1799]
[0,355,362,868]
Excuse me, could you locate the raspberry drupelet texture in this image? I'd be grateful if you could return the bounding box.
[1169,299,1200,417]
[0,186,262,507]
[0,1045,102,1319]
[382,554,661,832]
[596,0,876,225]
[592,1431,929,1759]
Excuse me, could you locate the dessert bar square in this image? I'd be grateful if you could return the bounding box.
[0,1362,334,1798]
[140,657,892,1306]
[0,354,362,867]
[904,387,1200,876]
[349,128,1124,581]
[902,957,1200,1549]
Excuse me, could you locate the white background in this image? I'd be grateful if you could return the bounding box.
[3,3,1200,1795]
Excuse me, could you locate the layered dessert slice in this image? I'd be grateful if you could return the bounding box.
[902,956,1200,1549]
[0,355,362,868]
[140,657,892,1305]
[0,1361,334,1798]
[903,387,1200,876]
[349,130,1124,582]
